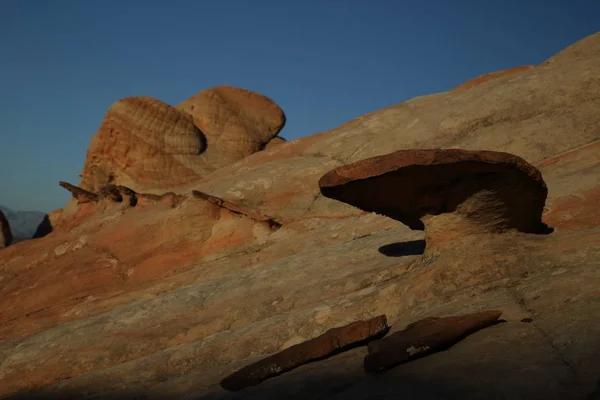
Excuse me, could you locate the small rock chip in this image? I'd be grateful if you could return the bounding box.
[364,310,502,373]
[221,315,388,391]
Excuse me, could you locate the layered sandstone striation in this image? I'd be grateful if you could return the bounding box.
[1,32,600,400]
[79,96,208,193]
[176,85,286,167]
[78,87,285,195]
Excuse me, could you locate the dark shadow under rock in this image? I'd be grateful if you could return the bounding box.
[378,240,426,257]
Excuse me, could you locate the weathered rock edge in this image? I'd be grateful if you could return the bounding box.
[318,149,551,234]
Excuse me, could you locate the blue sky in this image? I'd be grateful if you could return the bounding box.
[1,0,598,212]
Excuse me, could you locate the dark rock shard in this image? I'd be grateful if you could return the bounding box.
[59,181,100,204]
[98,185,124,203]
[192,190,283,229]
[221,315,388,391]
[364,310,502,374]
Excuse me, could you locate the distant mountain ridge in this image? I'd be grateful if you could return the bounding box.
[0,205,45,242]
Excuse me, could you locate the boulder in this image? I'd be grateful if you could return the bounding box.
[79,96,209,193]
[176,86,286,167]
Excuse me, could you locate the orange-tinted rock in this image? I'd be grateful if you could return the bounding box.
[364,311,502,373]
[0,186,281,349]
[221,315,388,391]
[264,136,287,150]
[79,96,209,193]
[0,210,12,248]
[319,149,551,236]
[453,66,535,90]
[176,86,286,167]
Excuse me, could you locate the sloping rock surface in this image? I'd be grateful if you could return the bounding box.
[1,32,599,400]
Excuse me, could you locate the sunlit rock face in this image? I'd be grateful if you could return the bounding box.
[1,32,600,400]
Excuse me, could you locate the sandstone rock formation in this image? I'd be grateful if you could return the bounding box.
[318,149,553,258]
[0,209,13,248]
[221,315,388,391]
[364,310,502,373]
[1,32,599,400]
[79,96,208,193]
[453,65,535,90]
[176,86,286,167]
[78,87,286,196]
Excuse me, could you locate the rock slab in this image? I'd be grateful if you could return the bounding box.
[319,148,550,235]
[221,315,388,391]
[364,310,502,373]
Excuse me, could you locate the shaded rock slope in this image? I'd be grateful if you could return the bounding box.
[1,32,600,400]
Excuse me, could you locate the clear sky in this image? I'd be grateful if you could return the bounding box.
[1,0,598,213]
